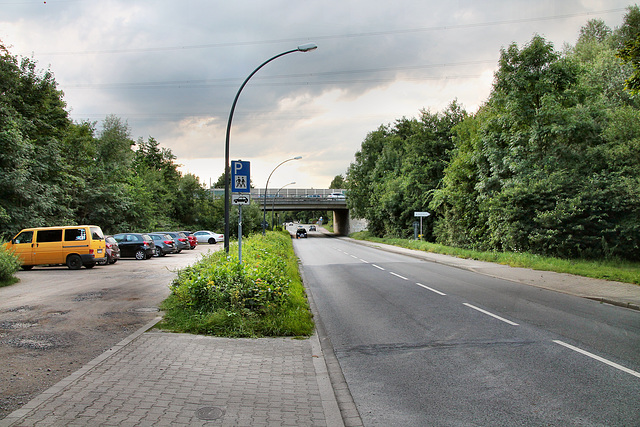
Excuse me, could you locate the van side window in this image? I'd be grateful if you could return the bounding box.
[37,229,63,243]
[65,228,87,241]
[90,227,104,240]
[14,231,34,244]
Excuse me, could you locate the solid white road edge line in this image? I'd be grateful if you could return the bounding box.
[463,303,519,326]
[553,340,640,379]
[416,283,447,296]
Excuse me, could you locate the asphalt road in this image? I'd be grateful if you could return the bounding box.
[293,231,640,426]
[0,243,220,419]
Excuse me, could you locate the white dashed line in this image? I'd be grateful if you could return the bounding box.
[390,272,408,280]
[553,340,640,379]
[372,264,385,271]
[416,283,447,296]
[359,259,369,263]
[463,303,519,326]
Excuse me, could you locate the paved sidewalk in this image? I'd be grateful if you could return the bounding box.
[1,319,344,427]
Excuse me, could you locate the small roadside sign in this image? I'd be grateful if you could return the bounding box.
[414,211,431,217]
[232,194,251,205]
[231,160,250,193]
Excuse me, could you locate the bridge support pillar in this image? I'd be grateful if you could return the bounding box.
[333,209,350,236]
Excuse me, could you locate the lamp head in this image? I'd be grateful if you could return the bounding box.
[293,156,302,160]
[297,43,318,52]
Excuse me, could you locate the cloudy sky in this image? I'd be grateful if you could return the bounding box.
[0,0,632,190]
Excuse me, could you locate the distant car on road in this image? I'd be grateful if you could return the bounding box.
[193,230,224,244]
[327,192,346,200]
[309,225,316,231]
[296,227,307,238]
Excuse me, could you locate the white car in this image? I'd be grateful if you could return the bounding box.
[327,192,346,200]
[193,230,224,244]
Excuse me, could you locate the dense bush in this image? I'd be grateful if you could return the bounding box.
[0,242,21,284]
[159,232,314,337]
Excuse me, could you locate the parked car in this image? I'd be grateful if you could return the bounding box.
[158,231,190,252]
[309,225,316,231]
[5,225,106,270]
[148,233,178,257]
[113,233,155,260]
[179,231,198,249]
[296,227,307,238]
[193,230,224,244]
[98,235,120,265]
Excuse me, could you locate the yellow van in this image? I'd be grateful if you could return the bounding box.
[6,225,107,270]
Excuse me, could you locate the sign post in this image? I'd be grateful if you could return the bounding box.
[414,211,430,238]
[231,161,250,263]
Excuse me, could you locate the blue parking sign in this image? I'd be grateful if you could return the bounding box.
[231,161,250,193]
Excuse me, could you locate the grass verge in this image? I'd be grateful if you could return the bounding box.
[350,231,640,285]
[157,231,314,337]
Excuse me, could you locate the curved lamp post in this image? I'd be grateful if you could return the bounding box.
[262,157,302,235]
[271,181,296,232]
[223,43,317,253]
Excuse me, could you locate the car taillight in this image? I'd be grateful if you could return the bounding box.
[143,242,149,247]
[164,240,173,245]
[106,243,112,249]
[179,238,187,242]
[89,249,94,254]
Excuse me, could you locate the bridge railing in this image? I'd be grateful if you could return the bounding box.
[251,188,346,198]
[207,188,346,201]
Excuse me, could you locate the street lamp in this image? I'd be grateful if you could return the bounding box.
[272,181,295,231]
[263,157,302,234]
[223,43,318,253]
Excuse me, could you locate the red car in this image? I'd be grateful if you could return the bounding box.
[179,231,198,249]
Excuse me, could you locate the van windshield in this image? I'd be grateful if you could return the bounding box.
[90,227,104,240]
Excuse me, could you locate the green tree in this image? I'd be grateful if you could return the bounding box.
[329,174,345,189]
[0,45,73,236]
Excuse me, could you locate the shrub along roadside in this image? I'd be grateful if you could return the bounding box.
[350,231,640,286]
[157,231,314,337]
[0,242,21,287]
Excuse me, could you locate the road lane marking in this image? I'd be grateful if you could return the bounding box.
[372,264,385,271]
[390,272,408,280]
[463,303,519,326]
[416,283,447,296]
[553,340,640,379]
[359,259,369,263]
[350,255,358,259]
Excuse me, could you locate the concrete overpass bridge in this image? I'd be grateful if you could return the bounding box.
[213,188,365,235]
[253,188,354,235]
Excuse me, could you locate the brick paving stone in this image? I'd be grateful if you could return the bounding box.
[2,331,343,427]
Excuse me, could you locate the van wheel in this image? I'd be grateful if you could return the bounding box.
[21,265,34,270]
[67,254,82,270]
[135,249,146,260]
